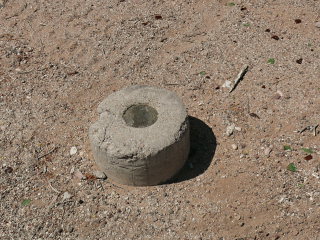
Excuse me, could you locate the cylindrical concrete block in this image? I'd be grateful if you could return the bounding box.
[89,85,190,186]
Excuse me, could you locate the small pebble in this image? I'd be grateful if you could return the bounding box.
[273,93,281,99]
[264,147,272,156]
[235,126,242,131]
[315,22,320,28]
[62,192,72,201]
[226,124,235,136]
[222,80,232,89]
[70,146,77,155]
[93,170,107,179]
[4,166,13,174]
[74,169,86,180]
[232,144,238,150]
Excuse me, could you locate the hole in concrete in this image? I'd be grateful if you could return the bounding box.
[123,104,158,128]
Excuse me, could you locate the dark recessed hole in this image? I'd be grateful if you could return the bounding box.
[123,104,158,128]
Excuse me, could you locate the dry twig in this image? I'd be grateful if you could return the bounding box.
[229,65,249,93]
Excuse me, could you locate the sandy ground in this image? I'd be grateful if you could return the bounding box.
[1,0,320,239]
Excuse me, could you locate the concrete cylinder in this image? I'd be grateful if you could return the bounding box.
[89,85,190,186]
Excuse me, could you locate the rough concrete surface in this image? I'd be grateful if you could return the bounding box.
[89,85,190,186]
[1,0,320,239]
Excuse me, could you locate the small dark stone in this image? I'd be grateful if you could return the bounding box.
[265,28,271,32]
[294,19,302,24]
[78,199,84,204]
[261,85,266,89]
[154,14,162,20]
[271,35,279,40]
[240,7,247,11]
[4,167,13,174]
[296,58,303,64]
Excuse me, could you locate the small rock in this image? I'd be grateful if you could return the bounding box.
[62,192,72,201]
[74,169,86,180]
[232,144,238,150]
[93,170,107,179]
[264,147,272,156]
[226,124,235,136]
[276,90,284,97]
[273,93,281,99]
[235,126,242,131]
[70,146,77,156]
[315,22,320,28]
[4,166,13,174]
[222,80,232,89]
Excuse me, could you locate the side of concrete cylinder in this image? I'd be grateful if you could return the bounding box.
[91,120,189,186]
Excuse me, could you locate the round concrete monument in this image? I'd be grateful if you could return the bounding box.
[89,85,190,186]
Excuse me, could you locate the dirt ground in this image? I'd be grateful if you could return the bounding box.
[1,0,320,239]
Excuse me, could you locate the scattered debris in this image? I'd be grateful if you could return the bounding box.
[314,125,318,136]
[93,170,107,179]
[70,146,77,156]
[37,147,58,160]
[62,192,72,201]
[295,124,319,134]
[49,181,60,194]
[229,65,249,93]
[85,173,97,181]
[249,113,260,119]
[66,70,79,76]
